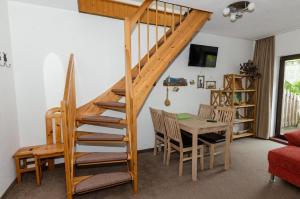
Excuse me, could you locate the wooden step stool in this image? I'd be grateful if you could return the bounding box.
[13,144,64,185]
[13,145,43,184]
[13,107,64,185]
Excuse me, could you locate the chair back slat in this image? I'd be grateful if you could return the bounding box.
[163,111,181,144]
[198,104,215,120]
[150,107,166,135]
[214,106,235,125]
[45,107,62,145]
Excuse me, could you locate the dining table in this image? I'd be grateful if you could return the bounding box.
[178,113,231,181]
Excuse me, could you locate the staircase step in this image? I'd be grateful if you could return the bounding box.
[94,101,126,112]
[76,131,127,144]
[75,152,128,166]
[77,115,127,129]
[112,88,126,96]
[74,172,132,194]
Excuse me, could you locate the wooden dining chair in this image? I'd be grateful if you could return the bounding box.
[198,104,215,120]
[198,106,235,169]
[163,111,205,176]
[150,107,167,164]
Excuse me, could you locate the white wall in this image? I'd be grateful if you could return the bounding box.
[271,29,300,136]
[8,2,253,152]
[0,0,20,197]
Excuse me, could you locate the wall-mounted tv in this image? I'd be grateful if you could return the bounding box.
[188,44,218,67]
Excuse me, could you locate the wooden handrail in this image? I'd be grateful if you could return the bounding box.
[61,54,76,198]
[63,54,74,100]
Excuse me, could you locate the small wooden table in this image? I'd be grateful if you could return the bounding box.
[178,114,231,181]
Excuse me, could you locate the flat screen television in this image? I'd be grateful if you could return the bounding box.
[188,44,218,67]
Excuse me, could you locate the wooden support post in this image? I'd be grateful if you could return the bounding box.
[155,0,158,51]
[172,4,175,33]
[138,19,141,73]
[124,17,138,193]
[147,7,150,61]
[180,6,182,24]
[164,2,167,41]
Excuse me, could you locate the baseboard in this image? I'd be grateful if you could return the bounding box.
[138,148,154,153]
[0,179,17,199]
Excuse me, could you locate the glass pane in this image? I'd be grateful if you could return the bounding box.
[281,59,300,135]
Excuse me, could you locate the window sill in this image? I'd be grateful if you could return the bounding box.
[270,137,288,145]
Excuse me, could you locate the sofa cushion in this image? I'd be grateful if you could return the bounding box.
[268,146,300,175]
[285,130,300,147]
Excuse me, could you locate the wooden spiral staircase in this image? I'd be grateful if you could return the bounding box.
[60,0,212,198]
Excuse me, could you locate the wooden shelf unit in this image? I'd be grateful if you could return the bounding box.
[211,74,257,140]
[234,118,255,124]
[235,104,255,108]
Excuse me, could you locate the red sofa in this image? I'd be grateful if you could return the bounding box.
[268,130,300,188]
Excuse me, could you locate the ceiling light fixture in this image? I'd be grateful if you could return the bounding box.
[223,1,255,22]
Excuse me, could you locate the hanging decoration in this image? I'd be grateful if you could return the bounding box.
[164,76,171,106]
[163,77,187,86]
[197,75,205,88]
[0,51,11,68]
[189,79,195,85]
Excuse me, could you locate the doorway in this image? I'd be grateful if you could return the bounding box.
[275,54,300,139]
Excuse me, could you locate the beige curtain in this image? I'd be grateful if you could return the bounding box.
[253,36,275,139]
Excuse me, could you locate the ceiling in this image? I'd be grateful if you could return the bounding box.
[10,0,300,40]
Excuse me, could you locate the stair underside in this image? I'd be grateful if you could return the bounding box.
[77,115,127,128]
[74,172,132,194]
[75,152,128,165]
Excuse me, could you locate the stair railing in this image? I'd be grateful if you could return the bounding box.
[128,0,191,80]
[61,54,76,199]
[124,0,191,192]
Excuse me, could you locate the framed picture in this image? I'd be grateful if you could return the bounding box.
[197,75,205,88]
[206,81,216,89]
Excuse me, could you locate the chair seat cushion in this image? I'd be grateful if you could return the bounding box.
[171,131,203,148]
[198,133,225,144]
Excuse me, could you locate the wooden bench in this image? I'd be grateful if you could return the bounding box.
[13,107,64,185]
